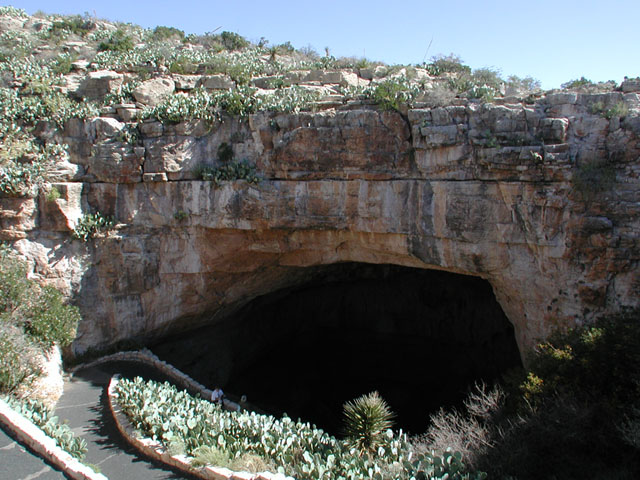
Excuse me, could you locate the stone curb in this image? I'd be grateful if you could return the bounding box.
[70,349,241,411]
[107,375,292,480]
[0,399,108,480]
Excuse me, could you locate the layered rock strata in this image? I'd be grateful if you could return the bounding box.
[4,91,639,357]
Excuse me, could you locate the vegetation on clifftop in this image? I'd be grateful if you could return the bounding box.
[0,6,633,202]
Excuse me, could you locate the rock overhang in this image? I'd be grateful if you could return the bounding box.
[4,94,639,360]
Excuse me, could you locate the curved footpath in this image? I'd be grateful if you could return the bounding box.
[54,361,200,480]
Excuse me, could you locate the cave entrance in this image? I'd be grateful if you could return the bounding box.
[152,263,522,435]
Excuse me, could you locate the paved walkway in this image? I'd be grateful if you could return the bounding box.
[0,426,67,480]
[53,361,200,480]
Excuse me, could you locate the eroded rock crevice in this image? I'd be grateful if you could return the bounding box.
[152,263,522,434]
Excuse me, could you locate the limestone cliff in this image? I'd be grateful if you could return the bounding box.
[0,9,638,359]
[2,90,637,357]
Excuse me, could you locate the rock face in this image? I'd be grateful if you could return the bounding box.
[5,92,640,358]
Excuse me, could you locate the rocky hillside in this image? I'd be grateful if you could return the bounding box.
[0,6,639,357]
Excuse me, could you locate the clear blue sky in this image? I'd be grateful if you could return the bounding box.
[8,0,640,89]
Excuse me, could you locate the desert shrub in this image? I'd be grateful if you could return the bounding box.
[21,285,81,349]
[45,186,61,202]
[519,314,640,410]
[0,323,42,393]
[0,251,80,392]
[342,391,395,456]
[217,142,233,163]
[416,383,504,470]
[168,55,198,74]
[230,453,276,473]
[103,80,140,105]
[421,84,456,107]
[196,160,259,185]
[0,159,45,196]
[430,312,640,479]
[478,394,639,479]
[619,404,640,449]
[146,89,218,124]
[191,445,231,468]
[184,32,224,52]
[50,53,76,75]
[0,30,34,61]
[48,15,94,38]
[98,29,134,52]
[0,253,79,350]
[561,76,594,90]
[506,75,541,93]
[425,54,471,76]
[591,100,629,119]
[220,31,249,51]
[151,26,184,42]
[572,159,616,198]
[146,85,318,123]
[272,41,295,55]
[72,212,115,241]
[446,67,503,101]
[368,76,420,111]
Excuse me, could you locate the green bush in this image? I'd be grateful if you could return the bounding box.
[0,324,42,393]
[591,101,629,119]
[98,29,134,52]
[430,312,640,479]
[49,15,94,38]
[0,251,80,393]
[561,76,594,90]
[72,212,115,241]
[368,76,420,111]
[506,75,541,93]
[196,160,259,185]
[220,31,249,51]
[168,55,198,75]
[425,54,471,76]
[0,253,80,350]
[22,285,81,349]
[151,26,184,42]
[191,445,231,467]
[572,160,616,198]
[520,314,640,410]
[0,160,45,196]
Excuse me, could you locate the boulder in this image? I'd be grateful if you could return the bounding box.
[621,78,640,93]
[199,75,235,90]
[133,77,175,107]
[172,74,201,90]
[78,70,123,101]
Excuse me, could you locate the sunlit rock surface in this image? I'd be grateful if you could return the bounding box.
[7,93,640,358]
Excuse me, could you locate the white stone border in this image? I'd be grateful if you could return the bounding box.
[0,398,108,480]
[107,375,292,480]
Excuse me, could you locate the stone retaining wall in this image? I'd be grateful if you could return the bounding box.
[70,348,241,411]
[0,399,108,480]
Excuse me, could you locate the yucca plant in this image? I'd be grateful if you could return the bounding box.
[342,391,395,456]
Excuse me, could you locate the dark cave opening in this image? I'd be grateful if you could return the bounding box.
[152,263,522,435]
